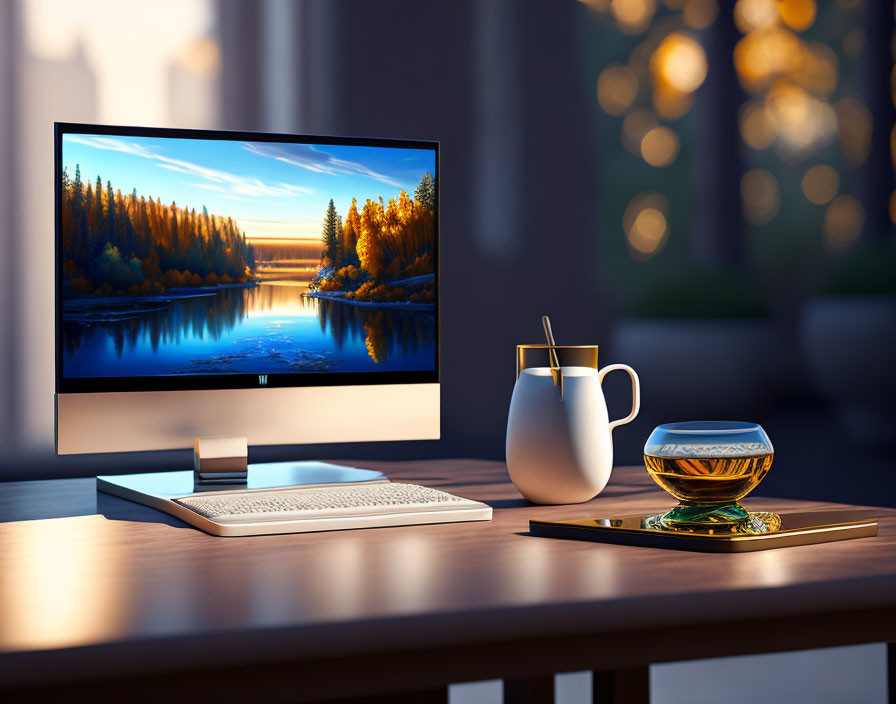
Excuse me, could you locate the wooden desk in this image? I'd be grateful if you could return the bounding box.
[0,460,894,703]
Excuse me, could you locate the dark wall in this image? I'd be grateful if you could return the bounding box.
[268,0,607,464]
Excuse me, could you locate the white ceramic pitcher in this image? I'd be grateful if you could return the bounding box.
[506,358,640,505]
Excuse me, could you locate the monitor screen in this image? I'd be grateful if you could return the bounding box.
[56,124,438,394]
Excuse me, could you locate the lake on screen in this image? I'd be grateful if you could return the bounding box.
[61,276,436,378]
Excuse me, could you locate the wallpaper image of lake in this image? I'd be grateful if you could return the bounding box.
[60,133,437,379]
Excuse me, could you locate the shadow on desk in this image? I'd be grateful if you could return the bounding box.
[0,478,191,531]
[96,492,193,530]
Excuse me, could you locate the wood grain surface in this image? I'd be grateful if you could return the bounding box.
[0,460,894,701]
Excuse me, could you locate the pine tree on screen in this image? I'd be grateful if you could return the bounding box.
[321,198,340,264]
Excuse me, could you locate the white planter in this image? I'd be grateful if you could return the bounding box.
[506,365,639,505]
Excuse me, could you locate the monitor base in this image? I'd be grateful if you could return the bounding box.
[97,461,388,504]
[96,462,492,537]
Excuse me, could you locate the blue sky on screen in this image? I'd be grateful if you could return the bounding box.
[62,134,435,241]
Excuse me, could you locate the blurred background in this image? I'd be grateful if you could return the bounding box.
[0,0,893,510]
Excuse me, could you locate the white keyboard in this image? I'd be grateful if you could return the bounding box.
[171,481,493,536]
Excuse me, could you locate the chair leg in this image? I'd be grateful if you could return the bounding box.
[503,675,554,704]
[592,666,649,704]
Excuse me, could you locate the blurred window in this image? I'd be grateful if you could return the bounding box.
[10,0,219,449]
[580,0,894,313]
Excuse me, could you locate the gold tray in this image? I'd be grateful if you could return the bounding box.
[529,510,878,553]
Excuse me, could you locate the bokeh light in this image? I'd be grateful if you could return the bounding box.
[597,64,640,116]
[765,79,836,154]
[823,195,864,252]
[889,191,896,226]
[623,192,669,260]
[651,32,708,93]
[741,168,781,225]
[801,164,839,205]
[739,100,777,149]
[797,42,838,98]
[835,97,873,166]
[682,0,718,29]
[640,126,680,166]
[777,0,816,32]
[622,108,659,153]
[733,0,779,34]
[630,208,667,253]
[611,0,657,34]
[733,0,845,165]
[652,85,694,120]
[734,27,803,94]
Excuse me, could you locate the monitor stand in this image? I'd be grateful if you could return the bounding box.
[98,460,388,502]
[97,435,388,510]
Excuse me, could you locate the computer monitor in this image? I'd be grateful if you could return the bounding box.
[55,123,439,456]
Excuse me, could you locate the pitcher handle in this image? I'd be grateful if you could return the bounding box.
[598,364,640,433]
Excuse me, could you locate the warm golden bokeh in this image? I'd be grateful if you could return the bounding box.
[801,164,839,205]
[777,0,816,32]
[640,126,680,166]
[682,0,718,29]
[796,42,838,97]
[734,26,803,93]
[585,0,877,266]
[835,97,872,166]
[629,207,668,255]
[732,0,846,163]
[652,85,694,120]
[622,108,659,153]
[739,100,777,149]
[823,194,865,252]
[765,79,836,154]
[734,0,779,34]
[611,0,657,34]
[741,168,781,225]
[623,192,670,260]
[651,32,708,93]
[597,64,640,116]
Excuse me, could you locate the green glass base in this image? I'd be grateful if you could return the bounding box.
[646,502,780,535]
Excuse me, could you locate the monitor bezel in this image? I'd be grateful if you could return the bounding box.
[55,122,440,394]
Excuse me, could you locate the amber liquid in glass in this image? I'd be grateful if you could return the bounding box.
[643,453,774,504]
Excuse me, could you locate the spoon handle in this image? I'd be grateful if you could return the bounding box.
[541,315,563,399]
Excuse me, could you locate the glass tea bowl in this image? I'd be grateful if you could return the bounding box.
[643,421,775,533]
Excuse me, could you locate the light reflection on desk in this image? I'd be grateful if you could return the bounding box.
[0,515,129,650]
[729,549,794,589]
